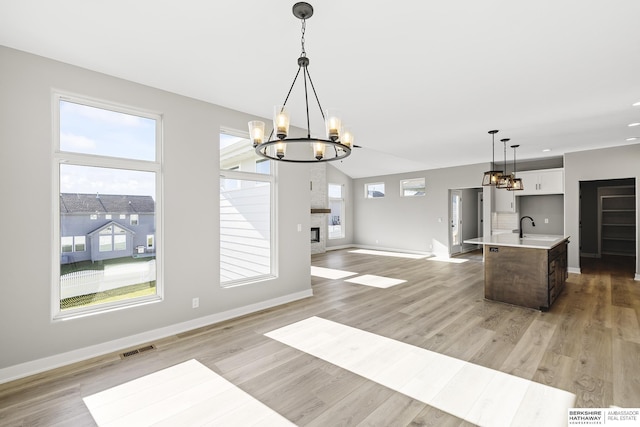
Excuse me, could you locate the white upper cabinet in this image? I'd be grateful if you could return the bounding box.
[494,186,516,212]
[515,168,564,196]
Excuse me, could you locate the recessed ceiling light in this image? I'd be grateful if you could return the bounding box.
[633,101,640,107]
[542,148,551,152]
[627,137,638,141]
[629,122,640,127]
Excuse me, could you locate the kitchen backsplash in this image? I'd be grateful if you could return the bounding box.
[492,212,518,232]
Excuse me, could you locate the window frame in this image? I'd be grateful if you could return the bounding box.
[364,182,385,198]
[51,92,163,320]
[219,128,277,287]
[400,177,426,197]
[328,183,345,240]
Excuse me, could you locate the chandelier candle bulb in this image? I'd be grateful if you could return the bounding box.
[326,110,341,141]
[276,141,286,159]
[274,106,290,140]
[341,129,354,148]
[314,142,326,160]
[248,121,265,147]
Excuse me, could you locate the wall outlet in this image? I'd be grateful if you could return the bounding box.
[544,218,549,224]
[297,224,302,232]
[192,297,199,309]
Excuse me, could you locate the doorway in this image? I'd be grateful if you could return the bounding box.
[579,178,636,276]
[450,190,462,255]
[449,188,483,256]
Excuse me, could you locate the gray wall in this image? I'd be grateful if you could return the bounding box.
[517,194,564,235]
[0,46,312,371]
[352,163,488,256]
[564,145,640,275]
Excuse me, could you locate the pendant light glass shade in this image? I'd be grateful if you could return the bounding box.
[482,130,503,186]
[506,144,524,191]
[496,138,512,188]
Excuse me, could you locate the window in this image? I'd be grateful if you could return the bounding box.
[328,183,345,239]
[220,130,274,286]
[61,236,73,253]
[365,182,385,198]
[61,236,86,253]
[54,94,161,318]
[401,178,426,197]
[74,236,86,252]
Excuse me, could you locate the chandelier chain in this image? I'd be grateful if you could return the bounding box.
[300,19,307,57]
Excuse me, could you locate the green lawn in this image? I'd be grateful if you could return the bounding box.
[60,281,156,310]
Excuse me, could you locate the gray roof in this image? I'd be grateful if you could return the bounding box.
[60,193,155,214]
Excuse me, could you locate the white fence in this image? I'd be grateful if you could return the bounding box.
[60,260,156,299]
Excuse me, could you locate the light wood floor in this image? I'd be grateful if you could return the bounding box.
[1,249,639,426]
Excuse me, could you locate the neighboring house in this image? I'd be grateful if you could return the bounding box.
[60,193,155,264]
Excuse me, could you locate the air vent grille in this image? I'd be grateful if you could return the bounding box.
[120,344,156,359]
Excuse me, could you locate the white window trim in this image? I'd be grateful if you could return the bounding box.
[400,177,426,197]
[219,128,277,287]
[51,91,163,320]
[364,182,385,198]
[328,183,345,240]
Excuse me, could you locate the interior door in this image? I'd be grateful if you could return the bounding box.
[450,190,463,255]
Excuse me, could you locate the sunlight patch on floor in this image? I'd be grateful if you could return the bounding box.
[349,249,428,259]
[427,256,469,264]
[345,274,407,288]
[265,316,576,427]
[310,266,357,279]
[83,359,294,426]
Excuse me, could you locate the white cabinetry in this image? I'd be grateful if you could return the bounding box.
[494,187,516,212]
[516,169,564,195]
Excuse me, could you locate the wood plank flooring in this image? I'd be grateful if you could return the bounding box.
[1,249,639,426]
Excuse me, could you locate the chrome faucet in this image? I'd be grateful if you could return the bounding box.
[519,216,536,238]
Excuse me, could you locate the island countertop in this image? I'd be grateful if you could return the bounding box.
[464,234,570,250]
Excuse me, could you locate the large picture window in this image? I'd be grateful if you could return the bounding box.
[53,94,162,318]
[220,130,275,286]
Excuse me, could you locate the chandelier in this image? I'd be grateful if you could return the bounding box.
[482,130,503,186]
[248,2,354,162]
[496,138,511,189]
[506,144,524,191]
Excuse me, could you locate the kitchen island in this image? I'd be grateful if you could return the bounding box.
[464,234,570,310]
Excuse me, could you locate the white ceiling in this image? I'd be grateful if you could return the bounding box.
[2,0,639,178]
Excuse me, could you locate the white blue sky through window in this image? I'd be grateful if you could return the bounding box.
[59,100,157,197]
[60,100,156,162]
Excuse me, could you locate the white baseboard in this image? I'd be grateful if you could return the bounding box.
[0,289,313,385]
[348,244,432,257]
[635,273,640,281]
[568,267,581,275]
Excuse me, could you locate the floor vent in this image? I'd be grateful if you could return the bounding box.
[120,344,156,359]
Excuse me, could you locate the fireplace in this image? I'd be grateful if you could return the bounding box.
[310,227,320,243]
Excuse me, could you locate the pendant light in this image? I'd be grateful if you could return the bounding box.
[248,2,353,162]
[482,130,503,186]
[496,138,512,188]
[507,144,524,191]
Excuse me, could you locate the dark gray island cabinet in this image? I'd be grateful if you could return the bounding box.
[464,235,569,310]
